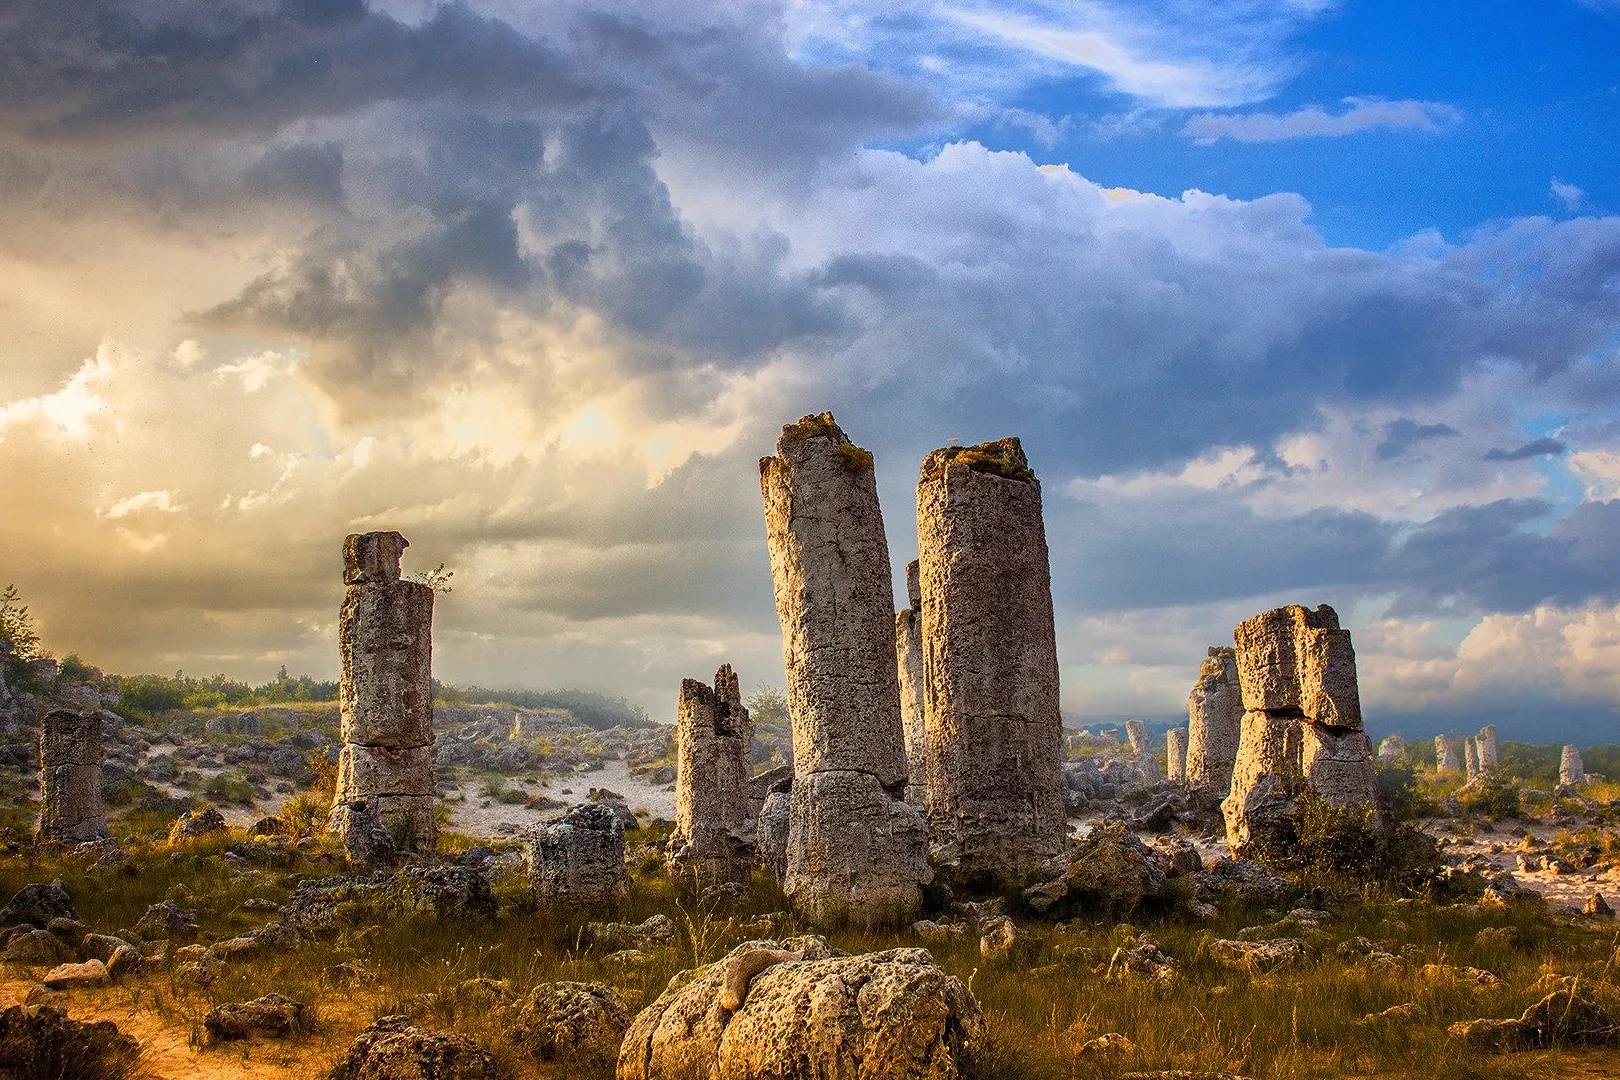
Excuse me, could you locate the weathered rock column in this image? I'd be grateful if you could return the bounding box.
[760,413,929,927]
[1464,737,1480,780]
[1561,745,1585,786]
[917,438,1064,883]
[332,531,437,853]
[1476,725,1498,774]
[1222,604,1379,851]
[1124,719,1150,754]
[1377,735,1406,762]
[1186,646,1243,796]
[667,664,755,884]
[37,707,107,842]
[895,560,928,800]
[1166,728,1188,783]
[1436,734,1464,772]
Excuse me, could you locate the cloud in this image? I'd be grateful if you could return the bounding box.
[101,490,182,519]
[1183,97,1461,143]
[1374,418,1460,461]
[1551,179,1585,211]
[1482,437,1568,461]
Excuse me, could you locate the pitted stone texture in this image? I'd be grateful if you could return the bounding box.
[917,437,1064,881]
[335,530,436,854]
[1464,737,1480,780]
[1187,646,1242,794]
[785,770,930,928]
[1221,711,1297,849]
[617,939,985,1080]
[1300,727,1379,806]
[1476,726,1498,773]
[1124,719,1150,754]
[760,414,908,785]
[895,608,927,795]
[757,783,791,883]
[37,708,106,843]
[668,667,756,884]
[1233,605,1361,728]
[1377,735,1406,762]
[329,799,396,874]
[1436,735,1464,772]
[1562,745,1586,786]
[523,804,628,904]
[1166,729,1188,783]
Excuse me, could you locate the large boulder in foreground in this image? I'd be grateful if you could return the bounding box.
[328,1015,500,1080]
[0,1004,139,1080]
[618,938,984,1080]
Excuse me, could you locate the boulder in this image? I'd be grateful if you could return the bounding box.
[41,959,108,990]
[508,982,633,1067]
[1207,938,1311,974]
[134,900,199,942]
[330,799,397,874]
[204,994,309,1042]
[0,1004,139,1079]
[2,930,63,966]
[0,884,77,929]
[396,865,496,920]
[618,939,985,1080]
[978,916,1018,960]
[168,806,228,843]
[1449,988,1619,1050]
[328,1015,500,1080]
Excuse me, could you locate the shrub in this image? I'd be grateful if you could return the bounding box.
[201,771,257,806]
[1255,789,1441,893]
[1458,773,1522,819]
[1375,758,1428,821]
[280,793,330,840]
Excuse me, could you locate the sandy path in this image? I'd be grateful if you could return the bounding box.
[444,758,675,838]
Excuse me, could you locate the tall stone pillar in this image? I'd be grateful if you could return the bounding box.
[1166,728,1188,783]
[917,437,1064,883]
[760,413,928,927]
[1124,719,1150,754]
[667,664,755,883]
[1222,604,1379,851]
[37,707,107,843]
[1436,734,1463,772]
[1464,737,1480,780]
[1561,745,1585,786]
[332,531,437,852]
[1476,725,1498,773]
[1187,646,1242,796]
[895,560,928,799]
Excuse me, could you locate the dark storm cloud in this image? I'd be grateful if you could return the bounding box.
[1375,418,1460,460]
[1482,437,1568,461]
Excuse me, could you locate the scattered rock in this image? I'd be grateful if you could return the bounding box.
[41,959,108,990]
[328,1015,500,1080]
[134,900,198,943]
[396,864,497,920]
[0,1004,139,1079]
[1450,988,1619,1050]
[507,982,632,1067]
[1207,938,1311,974]
[0,884,77,929]
[204,994,309,1042]
[167,806,227,843]
[1108,934,1178,984]
[978,916,1018,960]
[1584,893,1614,918]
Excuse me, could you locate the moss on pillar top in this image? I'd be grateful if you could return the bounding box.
[920,437,1035,484]
[763,411,875,474]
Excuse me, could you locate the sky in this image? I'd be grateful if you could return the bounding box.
[2,0,1619,741]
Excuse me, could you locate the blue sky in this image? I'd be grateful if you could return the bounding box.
[1,0,1619,742]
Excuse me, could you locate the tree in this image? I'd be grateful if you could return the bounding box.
[0,584,41,661]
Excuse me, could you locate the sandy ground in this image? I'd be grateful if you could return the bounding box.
[443,758,676,838]
[1426,818,1619,912]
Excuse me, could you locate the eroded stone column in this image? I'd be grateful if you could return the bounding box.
[332,531,437,853]
[667,664,755,884]
[1377,735,1406,762]
[1187,646,1242,796]
[1476,725,1498,774]
[1124,719,1150,754]
[917,437,1064,883]
[895,560,928,800]
[760,413,928,927]
[1166,728,1188,783]
[1561,744,1585,786]
[1222,604,1379,851]
[1464,737,1480,780]
[1436,734,1463,772]
[37,707,107,843]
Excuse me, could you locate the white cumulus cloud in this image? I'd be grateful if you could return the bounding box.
[1184,96,1461,144]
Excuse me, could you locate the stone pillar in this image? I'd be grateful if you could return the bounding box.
[895,560,928,799]
[1436,734,1463,772]
[37,707,108,842]
[1166,728,1188,783]
[1377,735,1406,762]
[1124,719,1150,754]
[667,664,755,884]
[917,437,1064,883]
[1464,737,1479,780]
[523,803,628,903]
[1476,725,1498,773]
[1186,646,1242,796]
[332,531,437,853]
[1561,745,1585,786]
[760,413,928,927]
[1222,604,1379,851]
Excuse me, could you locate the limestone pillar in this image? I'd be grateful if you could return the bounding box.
[1376,735,1406,762]
[917,437,1064,882]
[1561,745,1585,786]
[895,560,927,798]
[1464,737,1480,780]
[332,531,437,852]
[1124,719,1150,754]
[1476,725,1498,773]
[1166,728,1188,783]
[1436,734,1463,772]
[667,664,755,884]
[760,413,928,927]
[1186,646,1242,796]
[1222,604,1379,851]
[37,707,107,842]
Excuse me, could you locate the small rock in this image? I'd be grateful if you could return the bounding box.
[328,1015,501,1080]
[2,930,64,965]
[1208,938,1311,974]
[168,806,228,843]
[135,900,198,943]
[0,1004,139,1076]
[203,993,308,1042]
[979,915,1018,960]
[41,958,108,990]
[1075,1031,1138,1055]
[1584,893,1615,918]
[506,982,632,1067]
[79,934,133,963]
[0,883,78,928]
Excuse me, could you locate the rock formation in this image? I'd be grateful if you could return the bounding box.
[36,707,107,843]
[1562,744,1586,786]
[667,665,755,884]
[617,939,985,1080]
[916,437,1064,882]
[1187,646,1243,795]
[1436,735,1464,772]
[894,560,928,799]
[1124,719,1150,754]
[1465,737,1480,780]
[523,803,628,904]
[332,531,437,852]
[1377,735,1406,762]
[760,413,930,927]
[1476,725,1498,773]
[1166,728,1188,783]
[1222,604,1379,851]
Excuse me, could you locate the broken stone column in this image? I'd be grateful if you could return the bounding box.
[1464,737,1480,780]
[894,560,928,800]
[1476,725,1498,774]
[760,413,929,927]
[1561,745,1585,786]
[331,531,437,853]
[37,706,108,843]
[1222,604,1379,851]
[1166,728,1188,783]
[1377,735,1406,762]
[1124,719,1150,754]
[917,437,1064,883]
[1186,646,1243,796]
[1436,734,1464,772]
[523,803,628,903]
[667,664,755,884]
